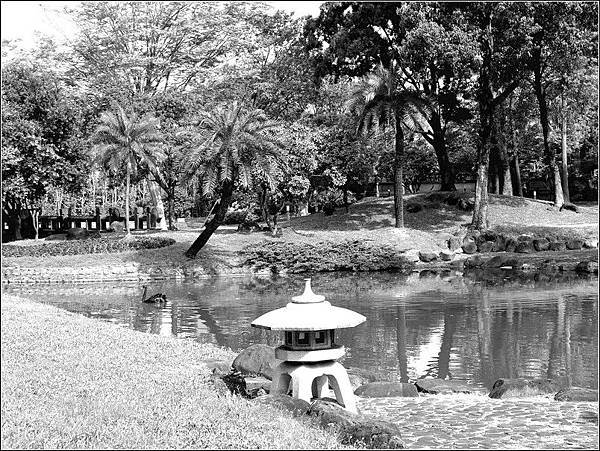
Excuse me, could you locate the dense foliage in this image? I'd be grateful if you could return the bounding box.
[1,1,597,248]
[241,240,414,273]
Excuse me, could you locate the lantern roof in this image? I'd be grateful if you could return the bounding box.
[251,279,366,331]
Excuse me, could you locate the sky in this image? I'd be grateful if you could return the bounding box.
[1,1,324,48]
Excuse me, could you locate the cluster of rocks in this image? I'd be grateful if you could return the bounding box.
[406,192,475,214]
[489,378,599,403]
[405,228,598,268]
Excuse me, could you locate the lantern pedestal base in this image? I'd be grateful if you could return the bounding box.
[270,360,357,413]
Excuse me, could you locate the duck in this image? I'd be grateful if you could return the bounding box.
[141,285,167,304]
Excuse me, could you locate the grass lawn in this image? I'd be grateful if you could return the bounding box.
[2,193,597,275]
[0,295,350,449]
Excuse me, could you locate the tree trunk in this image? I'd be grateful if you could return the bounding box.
[167,188,176,230]
[533,66,564,208]
[185,181,234,258]
[560,95,570,202]
[472,163,490,229]
[147,178,168,230]
[393,113,405,228]
[510,108,524,197]
[125,163,131,235]
[431,116,456,191]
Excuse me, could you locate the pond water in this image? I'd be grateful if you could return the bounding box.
[4,270,598,390]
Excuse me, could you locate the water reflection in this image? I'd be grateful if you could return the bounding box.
[4,270,597,389]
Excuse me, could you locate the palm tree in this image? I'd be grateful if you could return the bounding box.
[92,104,163,237]
[347,64,431,228]
[182,101,285,258]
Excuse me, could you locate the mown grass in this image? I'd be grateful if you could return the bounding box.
[1,296,350,449]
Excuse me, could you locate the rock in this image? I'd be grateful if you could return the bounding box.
[348,373,371,391]
[504,237,518,253]
[575,261,598,273]
[254,394,311,417]
[559,202,579,213]
[515,241,534,253]
[110,221,124,232]
[517,234,532,242]
[233,344,278,380]
[549,241,567,251]
[484,255,519,269]
[533,238,550,251]
[308,399,404,449]
[406,203,423,213]
[462,242,477,254]
[491,236,507,252]
[566,240,583,250]
[554,387,598,402]
[415,378,476,394]
[419,251,438,262]
[208,373,231,397]
[403,249,421,263]
[354,382,418,398]
[439,250,454,261]
[489,378,568,399]
[66,227,90,240]
[464,255,485,268]
[477,241,494,253]
[448,236,462,251]
[583,239,598,249]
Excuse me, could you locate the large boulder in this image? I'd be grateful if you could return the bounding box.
[583,239,598,249]
[254,394,311,417]
[464,255,485,268]
[484,255,519,269]
[439,250,454,261]
[504,237,518,253]
[488,378,568,399]
[549,241,567,251]
[462,242,477,254]
[533,238,550,252]
[232,344,279,380]
[419,251,438,263]
[477,241,494,253]
[414,378,476,394]
[515,241,534,253]
[566,240,583,250]
[554,387,598,402]
[354,382,418,398]
[308,399,404,449]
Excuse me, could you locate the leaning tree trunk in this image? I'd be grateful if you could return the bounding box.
[560,95,570,203]
[533,67,564,208]
[185,181,234,258]
[125,163,131,236]
[393,113,405,228]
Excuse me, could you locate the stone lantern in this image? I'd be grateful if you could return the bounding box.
[251,278,366,413]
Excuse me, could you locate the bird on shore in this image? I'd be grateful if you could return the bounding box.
[141,285,167,304]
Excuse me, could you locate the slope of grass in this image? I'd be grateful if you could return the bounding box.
[0,295,349,449]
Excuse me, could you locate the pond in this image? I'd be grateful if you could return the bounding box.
[4,270,597,390]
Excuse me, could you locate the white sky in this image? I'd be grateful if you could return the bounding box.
[1,1,324,48]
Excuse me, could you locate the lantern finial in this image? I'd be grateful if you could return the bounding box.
[292,278,325,304]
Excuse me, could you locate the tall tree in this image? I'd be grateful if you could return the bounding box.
[304,2,477,191]
[1,59,87,240]
[92,105,163,236]
[347,64,429,228]
[457,3,528,229]
[182,102,285,258]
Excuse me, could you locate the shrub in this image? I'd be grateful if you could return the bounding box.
[241,240,414,273]
[223,209,250,225]
[2,236,175,258]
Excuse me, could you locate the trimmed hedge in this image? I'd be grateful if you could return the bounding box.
[241,240,414,273]
[2,237,176,258]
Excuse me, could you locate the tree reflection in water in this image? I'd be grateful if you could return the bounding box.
[7,270,597,389]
